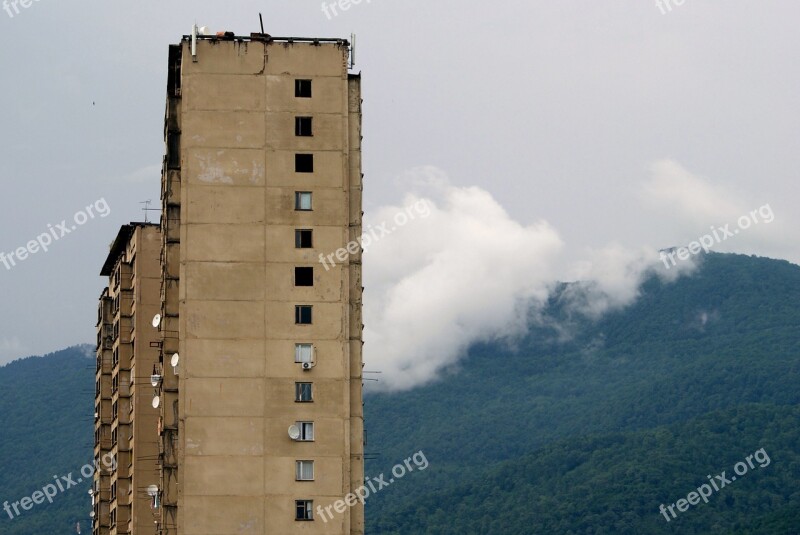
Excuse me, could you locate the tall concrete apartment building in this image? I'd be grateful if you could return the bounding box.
[95,29,364,535]
[94,223,163,535]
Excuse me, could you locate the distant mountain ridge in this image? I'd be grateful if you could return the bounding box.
[1,254,799,534]
[364,253,800,534]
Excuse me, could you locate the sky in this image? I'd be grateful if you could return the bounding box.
[0,1,797,389]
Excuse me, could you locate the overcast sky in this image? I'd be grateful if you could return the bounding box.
[0,1,797,381]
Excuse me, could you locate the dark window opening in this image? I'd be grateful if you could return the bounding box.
[295,230,313,249]
[296,500,314,521]
[295,79,312,98]
[295,267,314,287]
[295,154,314,173]
[296,306,313,325]
[295,117,313,137]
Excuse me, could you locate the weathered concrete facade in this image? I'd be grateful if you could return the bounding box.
[94,223,162,535]
[154,33,364,534]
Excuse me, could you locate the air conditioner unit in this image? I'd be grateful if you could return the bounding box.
[302,362,313,371]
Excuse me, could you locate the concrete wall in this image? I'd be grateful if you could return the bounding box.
[160,36,364,535]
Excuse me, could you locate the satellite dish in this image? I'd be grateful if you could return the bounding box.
[152,314,162,328]
[88,489,94,496]
[170,353,180,367]
[288,425,301,440]
[150,374,162,387]
[89,511,95,518]
[152,396,161,409]
[147,485,159,497]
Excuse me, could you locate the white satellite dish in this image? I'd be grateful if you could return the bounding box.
[170,353,180,367]
[152,314,162,328]
[288,424,301,440]
[152,396,161,409]
[88,489,94,496]
[146,485,159,497]
[89,511,96,518]
[150,374,162,387]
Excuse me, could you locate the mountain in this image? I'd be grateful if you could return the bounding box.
[1,253,798,534]
[0,346,94,534]
[364,253,800,534]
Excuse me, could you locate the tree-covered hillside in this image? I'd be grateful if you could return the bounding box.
[364,254,800,534]
[1,254,798,534]
[0,346,94,534]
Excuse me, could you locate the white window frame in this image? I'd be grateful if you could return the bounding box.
[295,192,313,211]
[296,460,315,481]
[295,343,314,364]
[297,421,314,441]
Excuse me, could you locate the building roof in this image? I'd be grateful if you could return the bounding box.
[100,223,159,276]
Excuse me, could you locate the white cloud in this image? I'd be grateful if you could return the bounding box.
[363,167,563,391]
[363,166,710,392]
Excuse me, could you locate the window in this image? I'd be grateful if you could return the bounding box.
[295,79,312,98]
[295,344,314,363]
[296,461,315,481]
[296,382,313,402]
[295,230,313,249]
[297,422,315,441]
[295,192,312,211]
[295,267,314,287]
[295,117,313,137]
[295,154,314,173]
[295,306,312,325]
[296,500,314,521]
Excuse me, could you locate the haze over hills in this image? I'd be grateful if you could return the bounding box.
[1,253,798,534]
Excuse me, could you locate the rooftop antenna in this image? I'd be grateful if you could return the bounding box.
[140,200,159,223]
[259,13,265,35]
[191,23,198,62]
[350,33,356,69]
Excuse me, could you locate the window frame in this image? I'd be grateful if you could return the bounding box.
[295,500,314,521]
[295,79,312,98]
[296,460,315,481]
[295,229,313,249]
[295,192,313,211]
[295,305,313,325]
[295,382,313,402]
[297,421,315,441]
[295,117,313,137]
[295,344,314,364]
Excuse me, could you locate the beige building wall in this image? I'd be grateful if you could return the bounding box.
[95,224,163,535]
[156,34,364,535]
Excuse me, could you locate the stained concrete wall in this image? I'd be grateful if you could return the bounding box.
[167,37,364,535]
